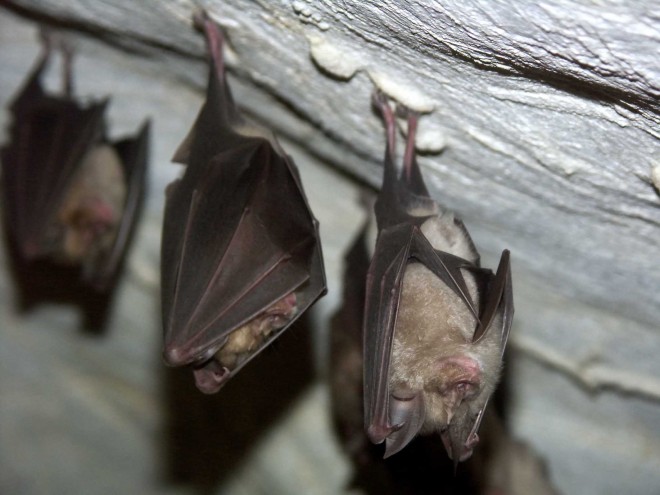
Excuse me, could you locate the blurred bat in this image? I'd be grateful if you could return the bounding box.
[1,30,149,292]
[363,91,513,463]
[161,12,326,393]
[330,216,526,495]
[474,411,559,495]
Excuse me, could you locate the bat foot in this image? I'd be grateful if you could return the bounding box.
[394,102,419,120]
[371,88,389,110]
[193,9,226,81]
[192,9,211,31]
[371,90,396,158]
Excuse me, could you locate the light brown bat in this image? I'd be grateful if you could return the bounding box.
[363,90,513,463]
[331,212,547,495]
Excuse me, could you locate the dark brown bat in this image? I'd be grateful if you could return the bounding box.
[364,90,513,463]
[161,12,326,393]
[1,31,149,293]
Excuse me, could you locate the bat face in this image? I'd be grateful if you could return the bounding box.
[1,32,149,292]
[363,91,513,461]
[160,12,326,393]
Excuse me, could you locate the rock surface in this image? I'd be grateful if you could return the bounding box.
[0,2,658,495]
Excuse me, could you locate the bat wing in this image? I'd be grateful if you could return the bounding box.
[161,12,325,390]
[364,223,481,446]
[161,138,325,372]
[365,91,513,460]
[472,249,513,347]
[1,47,107,260]
[441,251,514,465]
[87,120,151,290]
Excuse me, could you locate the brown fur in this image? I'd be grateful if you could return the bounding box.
[57,144,125,262]
[390,213,503,434]
[216,292,298,369]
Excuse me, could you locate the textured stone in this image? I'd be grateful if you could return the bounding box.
[1,2,659,494]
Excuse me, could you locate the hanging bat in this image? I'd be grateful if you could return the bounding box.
[330,217,484,494]
[1,30,150,292]
[161,12,326,394]
[363,90,513,464]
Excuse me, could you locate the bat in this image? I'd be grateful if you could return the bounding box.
[363,90,513,464]
[1,30,150,293]
[160,12,326,394]
[330,216,497,494]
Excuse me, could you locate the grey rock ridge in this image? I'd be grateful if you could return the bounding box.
[0,1,658,495]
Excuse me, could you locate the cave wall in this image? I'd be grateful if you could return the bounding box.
[1,1,658,494]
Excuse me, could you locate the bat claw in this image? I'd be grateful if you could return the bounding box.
[371,88,389,109]
[395,103,416,120]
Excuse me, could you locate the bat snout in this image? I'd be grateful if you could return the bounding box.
[193,360,230,394]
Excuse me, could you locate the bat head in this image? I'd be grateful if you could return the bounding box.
[180,292,299,394]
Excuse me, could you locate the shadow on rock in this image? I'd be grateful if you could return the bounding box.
[159,312,316,493]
